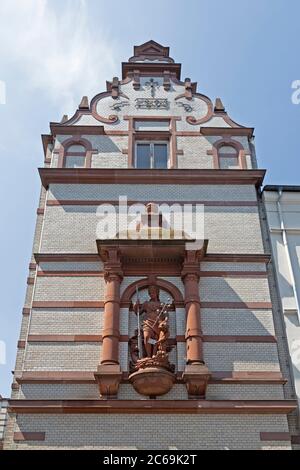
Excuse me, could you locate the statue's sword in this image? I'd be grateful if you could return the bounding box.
[136,286,143,359]
[147,299,172,345]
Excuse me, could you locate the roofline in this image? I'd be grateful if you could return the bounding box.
[263,185,300,192]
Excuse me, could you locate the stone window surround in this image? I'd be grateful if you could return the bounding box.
[55,136,98,169]
[207,137,249,170]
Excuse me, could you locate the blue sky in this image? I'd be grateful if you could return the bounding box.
[0,0,299,396]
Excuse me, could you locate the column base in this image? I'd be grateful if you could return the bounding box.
[94,364,122,398]
[182,364,211,399]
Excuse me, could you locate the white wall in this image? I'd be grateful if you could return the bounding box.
[264,188,300,410]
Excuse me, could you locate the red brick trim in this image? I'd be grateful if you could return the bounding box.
[37,271,103,277]
[16,371,286,385]
[199,271,267,278]
[27,277,35,285]
[200,302,272,309]
[34,253,270,265]
[32,301,105,308]
[14,432,46,442]
[39,168,266,188]
[36,208,44,215]
[291,435,300,444]
[22,308,31,316]
[260,432,291,442]
[202,335,277,343]
[17,341,25,349]
[29,263,37,270]
[26,334,274,344]
[49,124,105,136]
[35,254,100,263]
[200,127,254,138]
[204,254,271,263]
[11,383,20,391]
[27,335,129,343]
[46,199,258,207]
[17,371,97,384]
[8,399,297,415]
[31,301,272,310]
[210,371,286,385]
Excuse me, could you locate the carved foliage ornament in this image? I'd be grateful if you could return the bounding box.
[135,98,169,110]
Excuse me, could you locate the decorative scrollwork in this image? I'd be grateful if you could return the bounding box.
[135,98,169,110]
[110,100,130,111]
[176,101,194,112]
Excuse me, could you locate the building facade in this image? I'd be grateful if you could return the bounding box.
[263,186,300,431]
[3,41,299,450]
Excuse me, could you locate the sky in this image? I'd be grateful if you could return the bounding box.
[0,0,299,396]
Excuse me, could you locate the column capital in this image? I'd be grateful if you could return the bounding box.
[104,270,123,283]
[181,249,201,281]
[181,271,200,283]
[103,248,123,282]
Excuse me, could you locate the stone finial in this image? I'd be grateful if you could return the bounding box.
[111,77,119,99]
[184,78,193,100]
[163,70,171,91]
[214,97,225,112]
[133,70,140,90]
[60,114,69,123]
[78,96,89,110]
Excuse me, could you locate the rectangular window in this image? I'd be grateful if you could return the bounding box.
[135,142,168,169]
[64,156,86,168]
[135,121,170,131]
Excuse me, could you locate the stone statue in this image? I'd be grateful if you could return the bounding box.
[128,329,140,370]
[129,285,175,396]
[134,285,164,358]
[156,317,169,355]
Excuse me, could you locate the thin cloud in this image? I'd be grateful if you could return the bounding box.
[0,0,117,114]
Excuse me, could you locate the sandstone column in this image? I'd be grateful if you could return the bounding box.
[95,248,123,397]
[183,273,204,364]
[182,250,210,398]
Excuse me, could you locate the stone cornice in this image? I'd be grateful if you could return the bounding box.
[200,127,254,138]
[8,399,297,415]
[49,124,105,136]
[39,168,266,188]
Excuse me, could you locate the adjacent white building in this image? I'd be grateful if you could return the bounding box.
[263,186,300,411]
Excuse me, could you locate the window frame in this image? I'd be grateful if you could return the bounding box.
[135,140,169,169]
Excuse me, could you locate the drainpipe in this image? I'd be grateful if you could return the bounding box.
[277,187,300,323]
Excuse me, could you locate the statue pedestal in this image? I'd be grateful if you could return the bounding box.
[94,364,122,398]
[129,367,175,398]
[182,364,211,399]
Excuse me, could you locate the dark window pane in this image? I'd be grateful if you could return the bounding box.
[154,144,168,169]
[64,156,85,168]
[136,144,151,168]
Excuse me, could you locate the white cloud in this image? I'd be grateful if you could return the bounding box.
[0,0,117,115]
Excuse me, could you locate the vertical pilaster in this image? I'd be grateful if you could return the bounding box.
[182,272,203,364]
[182,251,210,398]
[95,248,123,398]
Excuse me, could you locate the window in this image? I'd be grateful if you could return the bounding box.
[135,121,170,131]
[64,144,86,168]
[135,142,168,169]
[218,145,240,170]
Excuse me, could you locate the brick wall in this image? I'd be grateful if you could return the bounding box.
[9,414,290,450]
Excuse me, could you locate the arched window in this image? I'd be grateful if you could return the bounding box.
[218,144,240,169]
[63,144,87,168]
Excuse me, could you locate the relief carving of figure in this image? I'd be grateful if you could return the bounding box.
[130,285,174,373]
[134,285,164,358]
